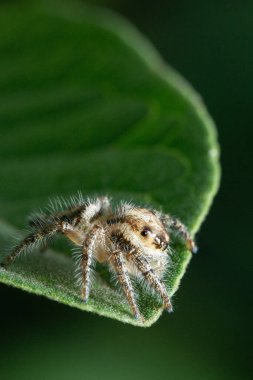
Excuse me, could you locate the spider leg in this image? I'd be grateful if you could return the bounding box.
[112,250,141,319]
[29,196,111,229]
[29,204,87,229]
[1,222,62,268]
[162,215,197,253]
[80,225,101,302]
[128,248,173,312]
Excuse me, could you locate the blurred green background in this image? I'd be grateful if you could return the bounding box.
[0,1,252,379]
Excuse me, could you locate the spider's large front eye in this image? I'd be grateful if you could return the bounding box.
[141,228,150,237]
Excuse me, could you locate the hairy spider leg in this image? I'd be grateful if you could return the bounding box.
[29,204,88,229]
[29,196,110,230]
[81,225,101,302]
[163,215,198,253]
[1,223,62,268]
[112,250,141,319]
[1,202,91,268]
[128,248,173,312]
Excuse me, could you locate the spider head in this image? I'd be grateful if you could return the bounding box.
[126,208,169,251]
[140,226,169,251]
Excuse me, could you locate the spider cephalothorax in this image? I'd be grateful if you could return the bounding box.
[1,195,197,319]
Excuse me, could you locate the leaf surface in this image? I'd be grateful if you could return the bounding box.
[0,1,220,326]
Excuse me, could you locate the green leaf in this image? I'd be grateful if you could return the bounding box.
[0,0,220,326]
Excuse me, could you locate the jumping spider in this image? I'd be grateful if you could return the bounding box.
[1,195,197,319]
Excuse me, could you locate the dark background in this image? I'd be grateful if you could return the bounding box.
[0,1,252,379]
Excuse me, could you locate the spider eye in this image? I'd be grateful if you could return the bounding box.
[141,228,150,237]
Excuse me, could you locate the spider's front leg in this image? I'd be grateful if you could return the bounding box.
[111,250,141,319]
[162,214,198,253]
[127,247,173,312]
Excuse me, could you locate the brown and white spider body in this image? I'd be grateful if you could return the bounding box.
[1,195,197,319]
